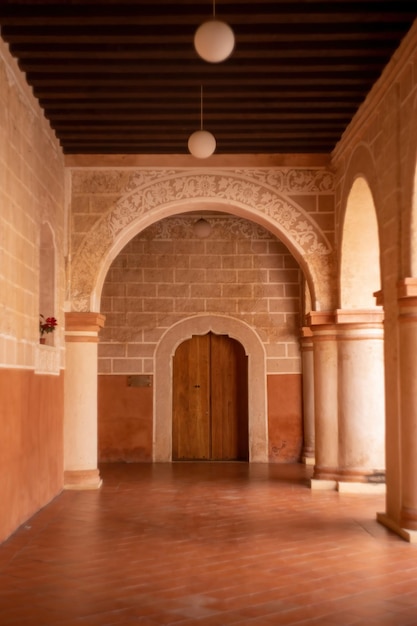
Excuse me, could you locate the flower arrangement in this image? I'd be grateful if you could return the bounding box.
[39,314,58,336]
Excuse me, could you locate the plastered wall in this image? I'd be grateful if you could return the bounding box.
[0,39,66,542]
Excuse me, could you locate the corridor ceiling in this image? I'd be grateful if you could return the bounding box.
[0,1,415,155]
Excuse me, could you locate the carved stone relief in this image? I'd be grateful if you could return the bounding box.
[69,168,335,311]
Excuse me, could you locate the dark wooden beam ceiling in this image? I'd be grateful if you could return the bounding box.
[0,1,415,155]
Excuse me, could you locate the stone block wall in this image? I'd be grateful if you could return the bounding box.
[98,215,303,375]
[0,41,65,367]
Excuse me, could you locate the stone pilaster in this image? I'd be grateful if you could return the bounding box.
[300,327,315,465]
[64,312,105,490]
[397,280,417,531]
[308,312,339,489]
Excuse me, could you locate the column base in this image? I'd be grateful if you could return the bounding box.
[400,506,417,531]
[312,465,339,481]
[301,447,315,466]
[377,512,417,543]
[338,468,385,484]
[302,456,315,466]
[310,478,337,491]
[338,481,386,494]
[64,469,102,490]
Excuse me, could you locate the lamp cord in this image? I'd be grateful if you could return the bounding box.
[200,85,203,130]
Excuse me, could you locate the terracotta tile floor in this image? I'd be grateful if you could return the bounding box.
[1,462,417,626]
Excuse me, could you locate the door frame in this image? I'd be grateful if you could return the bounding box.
[154,314,268,462]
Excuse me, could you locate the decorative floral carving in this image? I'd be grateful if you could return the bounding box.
[228,168,334,192]
[70,168,335,310]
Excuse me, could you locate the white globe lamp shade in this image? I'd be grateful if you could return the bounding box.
[194,19,235,63]
[194,218,212,238]
[188,129,216,159]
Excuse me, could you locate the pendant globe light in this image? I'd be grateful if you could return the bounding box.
[188,86,216,159]
[194,0,235,63]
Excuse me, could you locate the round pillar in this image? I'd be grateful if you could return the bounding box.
[336,310,385,485]
[64,312,105,489]
[309,312,338,487]
[398,285,417,530]
[300,327,315,464]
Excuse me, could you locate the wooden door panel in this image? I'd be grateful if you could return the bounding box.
[211,334,238,460]
[172,333,248,461]
[172,335,210,460]
[211,334,249,461]
[235,339,249,461]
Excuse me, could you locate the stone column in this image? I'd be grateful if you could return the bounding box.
[308,312,339,489]
[64,312,105,489]
[335,310,385,491]
[300,327,315,465]
[398,280,417,530]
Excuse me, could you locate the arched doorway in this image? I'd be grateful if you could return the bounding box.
[154,314,268,463]
[172,332,249,461]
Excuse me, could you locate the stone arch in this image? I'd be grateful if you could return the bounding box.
[340,177,381,308]
[69,168,335,312]
[405,92,417,277]
[39,221,56,320]
[153,314,268,462]
[338,144,382,308]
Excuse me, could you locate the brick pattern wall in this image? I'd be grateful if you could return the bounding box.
[99,215,303,375]
[0,40,65,368]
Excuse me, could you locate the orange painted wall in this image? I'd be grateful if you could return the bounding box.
[98,375,153,462]
[267,374,303,463]
[98,373,303,464]
[0,369,64,543]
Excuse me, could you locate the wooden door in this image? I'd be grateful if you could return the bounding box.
[172,333,249,461]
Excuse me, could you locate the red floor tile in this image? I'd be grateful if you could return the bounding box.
[1,463,417,625]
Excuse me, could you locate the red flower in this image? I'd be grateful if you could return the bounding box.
[40,314,58,335]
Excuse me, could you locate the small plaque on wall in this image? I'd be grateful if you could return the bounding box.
[127,375,153,388]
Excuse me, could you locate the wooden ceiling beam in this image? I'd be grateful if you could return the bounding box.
[1,0,414,155]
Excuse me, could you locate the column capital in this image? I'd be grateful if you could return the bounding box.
[398,278,417,299]
[65,312,106,342]
[306,311,335,327]
[373,290,384,306]
[300,327,313,352]
[398,280,417,320]
[335,308,384,326]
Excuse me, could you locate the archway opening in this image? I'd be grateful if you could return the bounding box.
[411,159,417,274]
[97,212,306,464]
[340,177,381,308]
[337,175,385,485]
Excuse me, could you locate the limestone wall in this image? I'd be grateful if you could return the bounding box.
[99,215,303,376]
[0,39,66,542]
